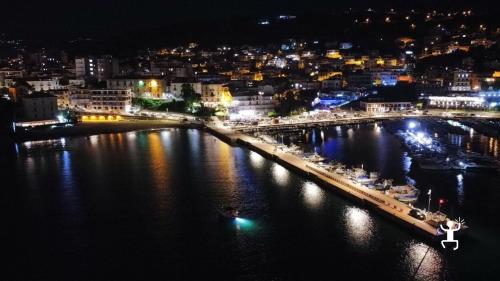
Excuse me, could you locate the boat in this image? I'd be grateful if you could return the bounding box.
[303,153,326,163]
[418,157,452,170]
[374,179,393,191]
[385,185,420,203]
[259,135,277,144]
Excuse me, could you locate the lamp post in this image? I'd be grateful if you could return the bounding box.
[427,189,432,212]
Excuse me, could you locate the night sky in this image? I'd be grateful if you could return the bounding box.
[3,0,489,37]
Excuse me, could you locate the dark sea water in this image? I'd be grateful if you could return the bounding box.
[2,125,500,280]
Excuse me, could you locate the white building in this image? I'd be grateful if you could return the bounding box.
[69,89,92,110]
[229,90,275,119]
[69,89,132,113]
[26,78,62,92]
[428,96,485,109]
[89,89,132,113]
[361,101,413,113]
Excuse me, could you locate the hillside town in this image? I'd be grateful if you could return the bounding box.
[1,8,499,132]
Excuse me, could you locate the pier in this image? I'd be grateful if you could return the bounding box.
[206,124,450,239]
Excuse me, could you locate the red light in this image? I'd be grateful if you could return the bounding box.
[439,199,445,204]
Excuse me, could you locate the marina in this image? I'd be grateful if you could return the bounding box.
[391,120,500,172]
[207,123,467,239]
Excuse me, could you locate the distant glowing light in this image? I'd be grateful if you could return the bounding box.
[408,121,417,129]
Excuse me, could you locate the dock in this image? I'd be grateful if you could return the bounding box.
[206,124,445,238]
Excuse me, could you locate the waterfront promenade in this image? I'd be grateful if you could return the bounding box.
[207,124,442,238]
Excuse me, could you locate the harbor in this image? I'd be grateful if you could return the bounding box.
[206,123,467,240]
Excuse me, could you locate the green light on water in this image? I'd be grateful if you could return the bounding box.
[234,217,255,230]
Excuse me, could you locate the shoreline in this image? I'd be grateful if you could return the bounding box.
[14,120,202,143]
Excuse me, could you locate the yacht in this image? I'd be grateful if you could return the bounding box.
[303,153,326,163]
[385,185,420,203]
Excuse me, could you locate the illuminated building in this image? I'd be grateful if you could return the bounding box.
[318,71,342,82]
[450,70,472,92]
[326,50,342,59]
[229,89,275,119]
[107,78,168,99]
[70,89,132,113]
[427,96,486,109]
[75,55,119,81]
[89,89,132,113]
[361,101,413,113]
[314,90,360,107]
[201,82,232,107]
[26,78,62,92]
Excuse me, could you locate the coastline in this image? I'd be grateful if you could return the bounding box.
[14,120,202,143]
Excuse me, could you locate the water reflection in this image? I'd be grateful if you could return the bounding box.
[344,206,374,248]
[89,135,99,146]
[249,151,265,169]
[148,132,169,189]
[456,174,464,206]
[404,241,443,281]
[272,163,289,186]
[58,150,81,218]
[302,181,324,208]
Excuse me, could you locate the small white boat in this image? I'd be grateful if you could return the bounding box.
[386,185,420,203]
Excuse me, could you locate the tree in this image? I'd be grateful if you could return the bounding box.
[181,83,200,107]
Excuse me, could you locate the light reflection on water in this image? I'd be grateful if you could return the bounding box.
[272,163,289,186]
[344,206,374,248]
[249,151,265,168]
[456,174,464,206]
[302,181,324,208]
[404,241,443,281]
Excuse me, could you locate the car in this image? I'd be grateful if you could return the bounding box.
[408,209,426,220]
